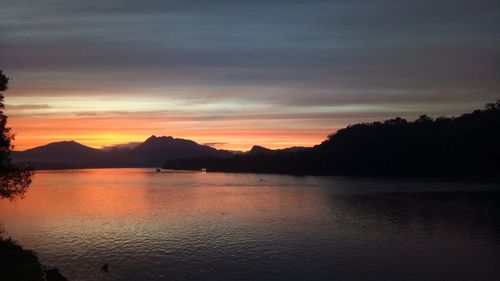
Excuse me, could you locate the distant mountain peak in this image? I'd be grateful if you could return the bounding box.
[39,140,91,149]
[248,145,272,154]
[250,145,268,150]
[53,140,75,144]
[13,135,233,168]
[247,145,308,155]
[144,135,174,143]
[12,139,104,167]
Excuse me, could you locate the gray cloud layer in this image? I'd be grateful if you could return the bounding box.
[1,0,499,114]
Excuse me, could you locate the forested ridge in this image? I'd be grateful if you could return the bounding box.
[165,102,500,177]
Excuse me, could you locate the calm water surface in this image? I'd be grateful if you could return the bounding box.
[1,168,500,281]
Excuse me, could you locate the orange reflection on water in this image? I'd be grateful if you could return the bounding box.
[0,169,326,229]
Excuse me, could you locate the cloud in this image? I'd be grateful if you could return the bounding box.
[203,142,227,148]
[101,142,142,151]
[1,0,499,150]
[6,104,50,110]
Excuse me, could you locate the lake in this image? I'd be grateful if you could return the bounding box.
[1,168,500,281]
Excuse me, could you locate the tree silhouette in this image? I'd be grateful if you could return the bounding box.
[0,70,33,199]
[165,101,500,177]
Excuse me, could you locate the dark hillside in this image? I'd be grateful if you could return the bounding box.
[165,101,500,177]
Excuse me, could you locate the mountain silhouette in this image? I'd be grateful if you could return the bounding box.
[12,101,500,176]
[12,141,106,168]
[246,145,308,155]
[126,135,233,166]
[246,145,274,155]
[12,136,233,169]
[164,101,500,177]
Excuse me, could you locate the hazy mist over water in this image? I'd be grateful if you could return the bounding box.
[1,169,500,281]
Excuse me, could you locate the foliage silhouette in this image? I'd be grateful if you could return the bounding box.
[0,233,68,281]
[165,101,500,177]
[0,70,34,199]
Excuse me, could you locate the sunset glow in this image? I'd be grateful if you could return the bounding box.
[1,1,500,281]
[5,90,489,151]
[2,0,498,151]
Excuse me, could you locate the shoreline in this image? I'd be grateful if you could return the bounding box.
[26,166,500,184]
[0,236,67,281]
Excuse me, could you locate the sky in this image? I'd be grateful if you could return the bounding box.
[1,0,499,151]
